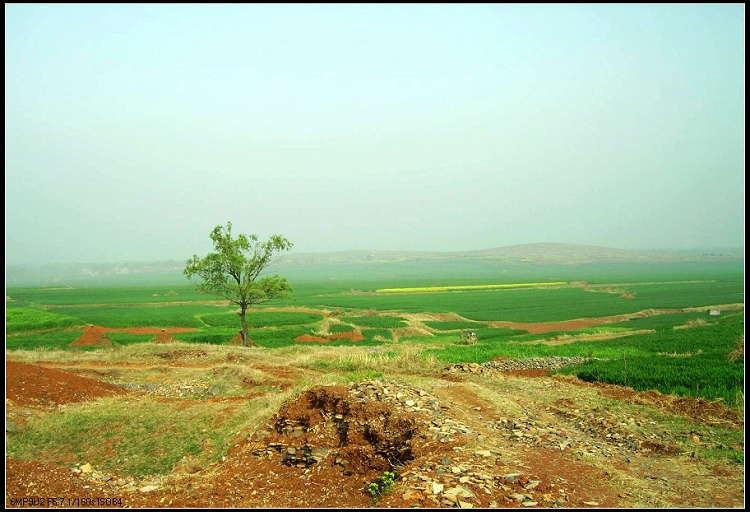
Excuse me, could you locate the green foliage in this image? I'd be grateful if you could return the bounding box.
[184,222,293,307]
[184,222,293,346]
[346,370,385,382]
[367,471,396,501]
[731,451,744,464]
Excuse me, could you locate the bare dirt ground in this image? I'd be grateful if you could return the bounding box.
[5,314,745,509]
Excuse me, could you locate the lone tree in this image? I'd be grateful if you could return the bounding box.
[184,222,293,347]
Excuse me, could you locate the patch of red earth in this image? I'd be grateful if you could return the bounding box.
[504,369,553,377]
[294,334,331,343]
[5,361,128,407]
[294,331,365,343]
[71,325,197,347]
[327,332,365,341]
[5,459,118,502]
[381,446,622,509]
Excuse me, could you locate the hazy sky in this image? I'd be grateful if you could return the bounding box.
[5,4,745,265]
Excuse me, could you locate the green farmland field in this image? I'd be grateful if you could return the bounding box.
[5,259,744,407]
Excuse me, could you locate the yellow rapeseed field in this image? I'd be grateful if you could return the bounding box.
[375,282,567,293]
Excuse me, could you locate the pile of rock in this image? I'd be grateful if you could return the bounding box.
[348,379,476,443]
[446,356,591,374]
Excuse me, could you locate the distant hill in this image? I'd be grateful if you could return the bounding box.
[5,261,187,288]
[5,243,744,287]
[277,243,744,266]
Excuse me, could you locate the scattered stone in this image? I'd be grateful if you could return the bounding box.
[447,357,592,375]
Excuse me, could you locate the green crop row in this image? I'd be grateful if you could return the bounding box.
[5,308,85,334]
[422,312,744,408]
[200,311,324,328]
[6,329,85,351]
[5,263,744,409]
[286,281,743,323]
[42,305,231,329]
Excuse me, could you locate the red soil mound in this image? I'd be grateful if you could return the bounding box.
[5,360,128,407]
[71,325,197,347]
[295,334,331,343]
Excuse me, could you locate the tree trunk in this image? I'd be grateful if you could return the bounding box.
[238,306,254,347]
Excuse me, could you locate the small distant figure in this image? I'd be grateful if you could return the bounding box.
[459,330,478,345]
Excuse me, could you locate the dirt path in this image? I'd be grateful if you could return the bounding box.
[422,377,743,508]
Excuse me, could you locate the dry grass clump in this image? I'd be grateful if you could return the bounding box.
[334,347,442,374]
[674,318,710,330]
[728,335,744,362]
[210,364,269,387]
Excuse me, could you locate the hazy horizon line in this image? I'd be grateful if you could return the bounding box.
[5,242,745,268]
